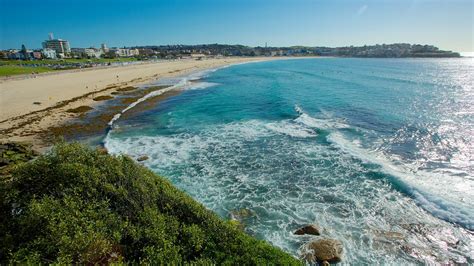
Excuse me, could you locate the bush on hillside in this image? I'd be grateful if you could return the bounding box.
[0,142,300,264]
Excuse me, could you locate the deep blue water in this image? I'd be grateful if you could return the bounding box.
[105,58,474,264]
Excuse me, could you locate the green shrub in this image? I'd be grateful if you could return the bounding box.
[0,142,300,264]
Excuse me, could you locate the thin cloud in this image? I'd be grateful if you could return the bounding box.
[356,5,368,16]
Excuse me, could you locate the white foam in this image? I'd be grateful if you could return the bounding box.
[294,105,350,130]
[105,119,316,166]
[106,60,279,129]
[183,81,219,90]
[102,60,474,264]
[327,131,474,230]
[265,121,317,138]
[104,118,474,264]
[292,105,474,229]
[107,78,189,127]
[106,70,222,128]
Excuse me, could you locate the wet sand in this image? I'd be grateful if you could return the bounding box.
[0,57,278,150]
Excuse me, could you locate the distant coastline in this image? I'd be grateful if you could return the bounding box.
[114,43,462,58]
[1,43,462,80]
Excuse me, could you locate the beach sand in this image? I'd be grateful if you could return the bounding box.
[0,57,276,150]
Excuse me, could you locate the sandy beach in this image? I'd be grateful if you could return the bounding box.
[0,57,275,149]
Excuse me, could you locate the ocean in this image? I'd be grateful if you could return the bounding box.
[104,58,473,264]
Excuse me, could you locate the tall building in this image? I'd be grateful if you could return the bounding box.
[101,43,109,53]
[42,33,71,56]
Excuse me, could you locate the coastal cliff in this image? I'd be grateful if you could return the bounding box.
[0,142,300,264]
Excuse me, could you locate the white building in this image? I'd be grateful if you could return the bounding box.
[129,48,139,56]
[42,48,57,59]
[101,43,109,53]
[84,48,103,58]
[110,48,139,57]
[191,53,206,59]
[71,47,103,58]
[42,33,71,56]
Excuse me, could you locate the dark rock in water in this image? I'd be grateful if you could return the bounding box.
[304,239,343,264]
[137,155,149,162]
[295,224,321,235]
[66,105,93,114]
[228,208,256,232]
[229,208,255,220]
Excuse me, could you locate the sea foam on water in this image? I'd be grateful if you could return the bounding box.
[105,58,474,264]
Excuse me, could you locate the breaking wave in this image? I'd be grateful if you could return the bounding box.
[103,58,474,264]
[294,105,474,230]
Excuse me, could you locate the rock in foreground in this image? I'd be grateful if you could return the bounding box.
[137,155,149,161]
[304,239,343,264]
[294,224,321,235]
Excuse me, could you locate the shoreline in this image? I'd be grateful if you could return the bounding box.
[0,56,301,151]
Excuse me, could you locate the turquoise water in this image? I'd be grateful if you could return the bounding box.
[105,58,474,264]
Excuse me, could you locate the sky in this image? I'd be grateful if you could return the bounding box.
[0,0,473,52]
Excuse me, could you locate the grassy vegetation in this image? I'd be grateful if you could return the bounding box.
[0,142,300,264]
[0,58,138,66]
[0,65,54,76]
[0,58,140,77]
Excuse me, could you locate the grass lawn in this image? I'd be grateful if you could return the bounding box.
[0,58,140,77]
[0,57,138,66]
[0,65,53,77]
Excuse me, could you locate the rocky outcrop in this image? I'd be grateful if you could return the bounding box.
[0,142,38,167]
[229,208,255,220]
[304,239,343,264]
[0,142,39,177]
[294,224,321,235]
[97,147,108,155]
[228,208,256,232]
[137,155,149,162]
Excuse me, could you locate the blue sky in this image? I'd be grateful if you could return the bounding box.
[1,0,472,51]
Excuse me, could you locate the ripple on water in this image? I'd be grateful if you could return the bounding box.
[105,117,474,264]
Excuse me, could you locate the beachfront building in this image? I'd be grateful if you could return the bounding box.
[101,43,109,53]
[5,49,40,60]
[42,48,57,59]
[42,33,71,58]
[129,48,139,56]
[5,46,35,60]
[191,53,206,59]
[71,48,85,56]
[84,48,103,58]
[137,48,156,57]
[6,50,22,60]
[71,47,103,58]
[109,48,139,57]
[109,48,125,57]
[32,51,43,60]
